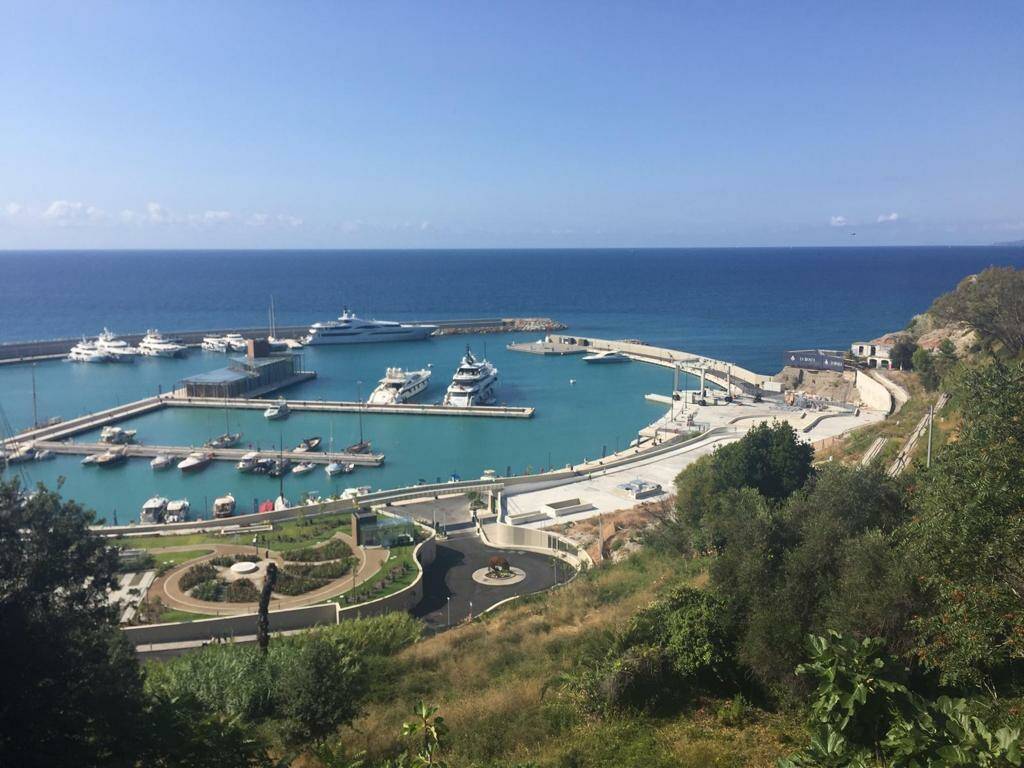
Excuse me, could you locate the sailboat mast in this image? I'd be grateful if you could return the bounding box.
[31,363,38,428]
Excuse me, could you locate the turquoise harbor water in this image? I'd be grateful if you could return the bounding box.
[2,247,1023,522]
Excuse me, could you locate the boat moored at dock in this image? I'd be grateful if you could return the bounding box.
[205,432,242,449]
[68,338,109,363]
[294,436,322,452]
[150,454,173,470]
[94,447,128,467]
[291,461,315,475]
[303,309,437,345]
[325,460,355,476]
[582,350,630,364]
[368,367,431,404]
[100,426,137,444]
[138,330,187,358]
[235,451,259,472]
[178,451,213,473]
[165,499,190,523]
[212,494,236,518]
[140,496,168,524]
[95,329,137,362]
[443,347,498,407]
[263,399,290,420]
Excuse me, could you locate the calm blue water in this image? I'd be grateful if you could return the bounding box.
[2,247,1022,521]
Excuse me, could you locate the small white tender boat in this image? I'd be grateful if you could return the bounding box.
[150,454,173,470]
[325,460,354,477]
[581,350,630,364]
[263,399,290,420]
[291,461,316,476]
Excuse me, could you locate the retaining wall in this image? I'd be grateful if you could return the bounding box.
[124,603,339,647]
[479,521,594,569]
[855,370,894,413]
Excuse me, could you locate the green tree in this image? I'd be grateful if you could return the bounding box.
[912,346,941,390]
[672,421,814,552]
[930,266,1024,355]
[890,338,918,370]
[0,479,147,767]
[901,361,1024,685]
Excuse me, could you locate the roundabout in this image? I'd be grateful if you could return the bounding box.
[471,565,527,586]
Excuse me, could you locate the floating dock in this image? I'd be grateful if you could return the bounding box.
[30,441,384,466]
[166,394,534,418]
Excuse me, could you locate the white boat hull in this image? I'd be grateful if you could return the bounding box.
[305,324,435,345]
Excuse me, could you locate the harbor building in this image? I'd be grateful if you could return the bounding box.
[180,340,307,398]
[850,333,905,369]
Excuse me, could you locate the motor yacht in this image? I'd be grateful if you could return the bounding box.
[33,449,53,461]
[94,447,128,467]
[582,350,630,364]
[263,399,289,420]
[165,499,190,523]
[68,338,109,363]
[340,486,371,500]
[6,445,36,463]
[81,453,100,465]
[205,432,243,449]
[303,308,437,345]
[443,347,498,407]
[325,460,354,477]
[95,328,137,362]
[212,494,236,518]
[100,426,137,444]
[291,461,315,476]
[201,336,230,352]
[138,330,187,358]
[294,436,322,452]
[268,458,291,478]
[140,496,168,524]
[150,454,173,470]
[368,367,431,404]
[236,451,259,472]
[223,334,248,352]
[178,451,213,473]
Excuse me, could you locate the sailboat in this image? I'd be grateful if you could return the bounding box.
[346,383,372,453]
[267,295,298,350]
[205,399,242,449]
[325,419,355,476]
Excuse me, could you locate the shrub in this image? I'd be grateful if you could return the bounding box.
[285,559,354,580]
[224,578,260,603]
[317,612,422,656]
[191,579,226,602]
[180,562,217,591]
[274,571,328,596]
[286,539,352,563]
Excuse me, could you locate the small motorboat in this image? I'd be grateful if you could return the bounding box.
[236,451,259,472]
[212,494,236,518]
[165,499,190,523]
[140,496,168,524]
[345,440,372,454]
[294,436,322,453]
[81,453,100,465]
[206,432,242,449]
[150,454,173,470]
[581,350,630,364]
[6,445,36,464]
[33,449,54,461]
[340,486,371,500]
[251,458,275,475]
[291,461,316,476]
[263,399,290,420]
[325,460,354,477]
[100,426,137,444]
[178,451,213,473]
[259,499,275,513]
[268,458,291,478]
[94,447,128,467]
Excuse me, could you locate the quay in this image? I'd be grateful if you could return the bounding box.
[0,316,567,365]
[166,394,534,418]
[29,440,384,466]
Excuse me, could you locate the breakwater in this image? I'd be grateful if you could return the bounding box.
[0,317,567,365]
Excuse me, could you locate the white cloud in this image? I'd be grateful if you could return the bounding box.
[247,213,271,227]
[829,215,848,227]
[4,202,24,217]
[277,214,303,228]
[145,201,172,223]
[42,200,108,226]
[877,212,900,223]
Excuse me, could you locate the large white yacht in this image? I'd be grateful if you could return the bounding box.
[303,309,437,346]
[95,329,137,362]
[443,347,498,407]
[201,335,230,352]
[367,367,432,405]
[68,338,109,363]
[138,330,187,358]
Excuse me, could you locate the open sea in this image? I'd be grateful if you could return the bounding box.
[1,247,1022,522]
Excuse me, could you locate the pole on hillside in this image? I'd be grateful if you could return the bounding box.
[926,404,934,468]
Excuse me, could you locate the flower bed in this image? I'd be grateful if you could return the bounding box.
[285,539,353,563]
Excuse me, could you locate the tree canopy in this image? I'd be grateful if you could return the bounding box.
[930,266,1024,355]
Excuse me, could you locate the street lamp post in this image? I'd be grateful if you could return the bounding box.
[447,596,451,628]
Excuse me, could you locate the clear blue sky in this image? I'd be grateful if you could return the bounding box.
[1,1,1021,248]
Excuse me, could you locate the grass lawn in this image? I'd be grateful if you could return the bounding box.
[154,548,213,567]
[155,608,211,624]
[336,544,419,605]
[111,512,352,553]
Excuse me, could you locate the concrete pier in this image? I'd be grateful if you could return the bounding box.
[31,440,384,466]
[166,394,534,418]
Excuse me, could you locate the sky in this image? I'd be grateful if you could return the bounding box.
[1,1,1022,249]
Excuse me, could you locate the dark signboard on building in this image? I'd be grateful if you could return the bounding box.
[783,349,844,372]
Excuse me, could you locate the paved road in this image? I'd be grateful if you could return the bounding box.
[413,533,566,629]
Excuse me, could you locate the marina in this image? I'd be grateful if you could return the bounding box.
[29,440,384,466]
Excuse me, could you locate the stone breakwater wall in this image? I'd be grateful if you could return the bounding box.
[434,317,567,336]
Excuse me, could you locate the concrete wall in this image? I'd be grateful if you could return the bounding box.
[480,521,594,569]
[124,603,339,647]
[855,370,893,413]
